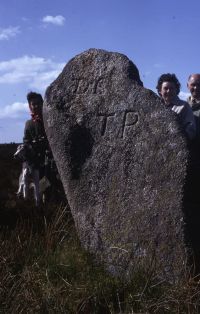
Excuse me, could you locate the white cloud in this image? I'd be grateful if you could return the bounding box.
[30,69,63,90]
[0,55,65,90]
[179,91,190,101]
[0,26,20,40]
[0,102,28,119]
[42,15,65,26]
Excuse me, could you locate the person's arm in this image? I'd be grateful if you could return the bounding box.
[180,103,196,140]
[23,120,32,144]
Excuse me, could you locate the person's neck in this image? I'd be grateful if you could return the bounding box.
[31,112,42,122]
[164,96,178,106]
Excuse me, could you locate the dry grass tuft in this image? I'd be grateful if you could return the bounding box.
[0,202,200,313]
[1,144,200,313]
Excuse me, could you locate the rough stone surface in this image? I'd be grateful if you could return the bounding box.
[43,48,188,280]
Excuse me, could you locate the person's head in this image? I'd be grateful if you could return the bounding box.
[156,73,181,105]
[187,74,200,101]
[27,92,43,115]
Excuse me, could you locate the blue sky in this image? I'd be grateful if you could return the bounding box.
[0,0,200,143]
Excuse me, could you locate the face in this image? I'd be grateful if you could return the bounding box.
[187,75,200,100]
[29,98,42,114]
[159,81,178,105]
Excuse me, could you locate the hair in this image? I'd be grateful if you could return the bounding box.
[188,73,200,82]
[26,92,43,105]
[156,73,181,95]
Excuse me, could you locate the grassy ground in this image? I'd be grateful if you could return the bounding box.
[1,203,200,313]
[1,144,200,313]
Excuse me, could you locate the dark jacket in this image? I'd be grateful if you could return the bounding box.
[187,96,200,169]
[187,96,200,139]
[23,119,48,168]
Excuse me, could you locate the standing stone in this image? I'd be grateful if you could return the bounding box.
[43,49,188,280]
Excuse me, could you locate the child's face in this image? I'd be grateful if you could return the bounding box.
[29,98,42,115]
[187,75,200,100]
[160,81,177,105]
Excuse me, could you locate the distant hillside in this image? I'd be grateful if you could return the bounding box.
[0,143,20,159]
[0,143,22,225]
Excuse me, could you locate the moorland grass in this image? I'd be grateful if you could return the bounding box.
[1,202,200,313]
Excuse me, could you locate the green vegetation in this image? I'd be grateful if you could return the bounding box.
[0,203,200,313]
[1,144,200,313]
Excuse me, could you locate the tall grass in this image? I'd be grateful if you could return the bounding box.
[1,202,200,313]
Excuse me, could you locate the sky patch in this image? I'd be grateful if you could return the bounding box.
[0,26,20,41]
[42,15,65,26]
[0,102,28,119]
[0,56,65,90]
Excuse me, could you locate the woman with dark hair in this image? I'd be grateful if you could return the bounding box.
[156,73,196,140]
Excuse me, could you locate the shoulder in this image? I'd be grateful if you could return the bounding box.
[25,119,33,126]
[172,98,194,117]
[178,99,192,111]
[177,98,188,106]
[24,119,35,133]
[25,119,40,128]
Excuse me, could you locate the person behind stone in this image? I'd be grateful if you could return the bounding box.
[186,74,200,195]
[23,91,49,177]
[156,73,196,140]
[187,74,200,138]
[184,74,200,273]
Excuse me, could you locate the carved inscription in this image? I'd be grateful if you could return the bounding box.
[121,111,139,138]
[70,78,106,95]
[98,114,116,136]
[98,111,139,139]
